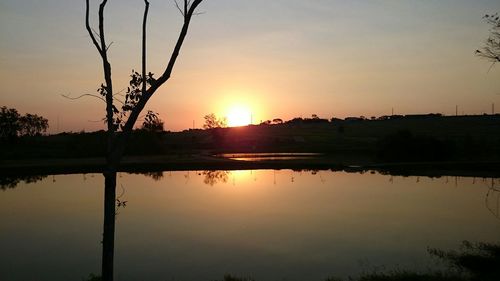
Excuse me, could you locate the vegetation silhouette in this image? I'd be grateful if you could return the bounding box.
[476,13,500,66]
[0,106,48,142]
[1,114,499,167]
[0,174,47,190]
[136,171,165,181]
[83,0,205,280]
[141,110,164,133]
[203,113,227,129]
[427,241,500,281]
[376,130,455,162]
[203,113,228,145]
[326,241,500,281]
[202,170,230,186]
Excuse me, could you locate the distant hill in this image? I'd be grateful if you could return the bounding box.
[1,114,499,163]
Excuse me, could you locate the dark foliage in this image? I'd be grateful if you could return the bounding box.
[203,113,227,129]
[137,171,164,181]
[377,130,455,162]
[353,271,465,281]
[19,113,49,137]
[202,170,229,186]
[476,13,500,64]
[329,241,500,281]
[284,115,330,125]
[0,174,47,190]
[0,106,21,140]
[141,110,164,133]
[0,106,48,141]
[429,241,500,281]
[213,274,255,281]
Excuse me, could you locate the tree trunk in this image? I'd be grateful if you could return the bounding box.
[102,171,117,281]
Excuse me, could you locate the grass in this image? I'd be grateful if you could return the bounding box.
[330,241,500,281]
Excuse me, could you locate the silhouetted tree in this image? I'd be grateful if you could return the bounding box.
[476,13,500,65]
[272,118,283,124]
[203,113,227,129]
[0,106,21,141]
[84,1,205,280]
[19,113,49,136]
[285,117,304,125]
[0,107,49,140]
[141,110,164,132]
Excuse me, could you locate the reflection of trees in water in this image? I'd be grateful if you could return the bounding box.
[130,171,164,181]
[140,171,164,181]
[389,175,500,221]
[0,175,47,190]
[485,178,500,220]
[202,171,230,186]
[289,169,328,184]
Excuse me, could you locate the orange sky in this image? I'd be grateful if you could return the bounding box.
[1,0,499,132]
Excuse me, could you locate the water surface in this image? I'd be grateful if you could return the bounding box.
[1,170,499,281]
[216,153,322,161]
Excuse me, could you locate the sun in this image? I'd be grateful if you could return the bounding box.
[226,106,252,127]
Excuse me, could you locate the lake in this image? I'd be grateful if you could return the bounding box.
[1,170,499,281]
[216,153,323,161]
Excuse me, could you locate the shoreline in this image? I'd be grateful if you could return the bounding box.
[1,155,500,178]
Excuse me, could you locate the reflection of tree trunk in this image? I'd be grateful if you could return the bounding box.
[102,171,116,281]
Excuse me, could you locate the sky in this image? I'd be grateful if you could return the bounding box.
[1,0,499,132]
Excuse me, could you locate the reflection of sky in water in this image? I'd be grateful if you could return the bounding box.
[217,153,322,161]
[1,171,499,281]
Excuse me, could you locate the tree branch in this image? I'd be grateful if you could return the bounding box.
[174,0,184,16]
[106,41,114,51]
[98,0,108,54]
[111,0,204,163]
[142,1,150,96]
[62,93,106,103]
[95,0,115,138]
[62,92,125,105]
[85,0,102,53]
[154,0,203,88]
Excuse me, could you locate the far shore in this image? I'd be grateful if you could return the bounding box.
[1,154,500,178]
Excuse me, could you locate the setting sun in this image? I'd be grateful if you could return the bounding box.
[226,105,252,127]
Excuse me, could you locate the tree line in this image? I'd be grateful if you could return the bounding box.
[201,113,451,129]
[0,106,49,140]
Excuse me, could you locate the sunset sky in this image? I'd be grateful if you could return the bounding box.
[1,0,499,132]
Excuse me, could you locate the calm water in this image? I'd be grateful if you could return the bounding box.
[217,153,322,161]
[1,170,499,281]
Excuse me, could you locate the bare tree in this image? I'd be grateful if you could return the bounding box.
[476,13,500,65]
[84,1,204,280]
